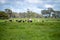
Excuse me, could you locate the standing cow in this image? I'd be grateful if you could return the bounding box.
[28,18,32,22]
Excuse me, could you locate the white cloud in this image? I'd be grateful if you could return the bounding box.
[10,8,20,13]
[0,0,7,4]
[44,4,54,8]
[16,1,20,4]
[9,5,43,14]
[32,8,43,13]
[26,7,43,13]
[25,0,42,4]
[15,1,22,5]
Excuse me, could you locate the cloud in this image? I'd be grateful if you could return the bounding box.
[0,0,7,4]
[0,0,60,14]
[9,4,43,14]
[44,4,54,8]
[32,8,43,13]
[23,6,43,13]
[15,1,22,5]
[25,0,43,4]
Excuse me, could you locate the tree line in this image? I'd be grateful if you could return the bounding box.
[41,8,60,18]
[0,9,42,19]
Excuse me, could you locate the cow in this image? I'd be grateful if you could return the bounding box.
[17,20,22,22]
[9,20,12,22]
[42,20,44,22]
[28,18,32,22]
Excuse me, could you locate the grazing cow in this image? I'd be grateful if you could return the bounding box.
[22,20,25,22]
[42,20,44,22]
[24,20,27,22]
[16,20,18,22]
[9,20,12,22]
[28,19,32,22]
[18,20,22,22]
[5,20,8,22]
[25,20,27,21]
[16,20,26,23]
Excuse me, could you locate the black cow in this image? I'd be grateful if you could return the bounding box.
[42,20,44,22]
[5,20,8,22]
[17,20,22,22]
[28,20,32,22]
[9,20,12,22]
[16,20,18,22]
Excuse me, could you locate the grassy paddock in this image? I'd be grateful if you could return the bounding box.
[0,18,60,40]
[6,18,60,22]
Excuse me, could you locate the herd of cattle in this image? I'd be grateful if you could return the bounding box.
[5,19,33,22]
[5,19,45,23]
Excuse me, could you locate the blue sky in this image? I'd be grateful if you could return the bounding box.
[0,0,60,13]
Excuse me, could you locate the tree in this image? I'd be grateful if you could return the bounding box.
[41,8,54,18]
[41,10,49,17]
[0,11,8,19]
[27,9,35,18]
[48,8,54,17]
[27,9,31,18]
[5,9,12,18]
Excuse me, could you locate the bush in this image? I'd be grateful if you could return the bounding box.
[0,11,9,19]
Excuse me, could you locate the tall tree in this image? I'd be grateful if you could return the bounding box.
[48,8,54,17]
[5,9,12,18]
[27,9,32,18]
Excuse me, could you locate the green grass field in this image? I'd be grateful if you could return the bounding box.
[0,18,60,40]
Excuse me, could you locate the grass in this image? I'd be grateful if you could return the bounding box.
[0,18,60,40]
